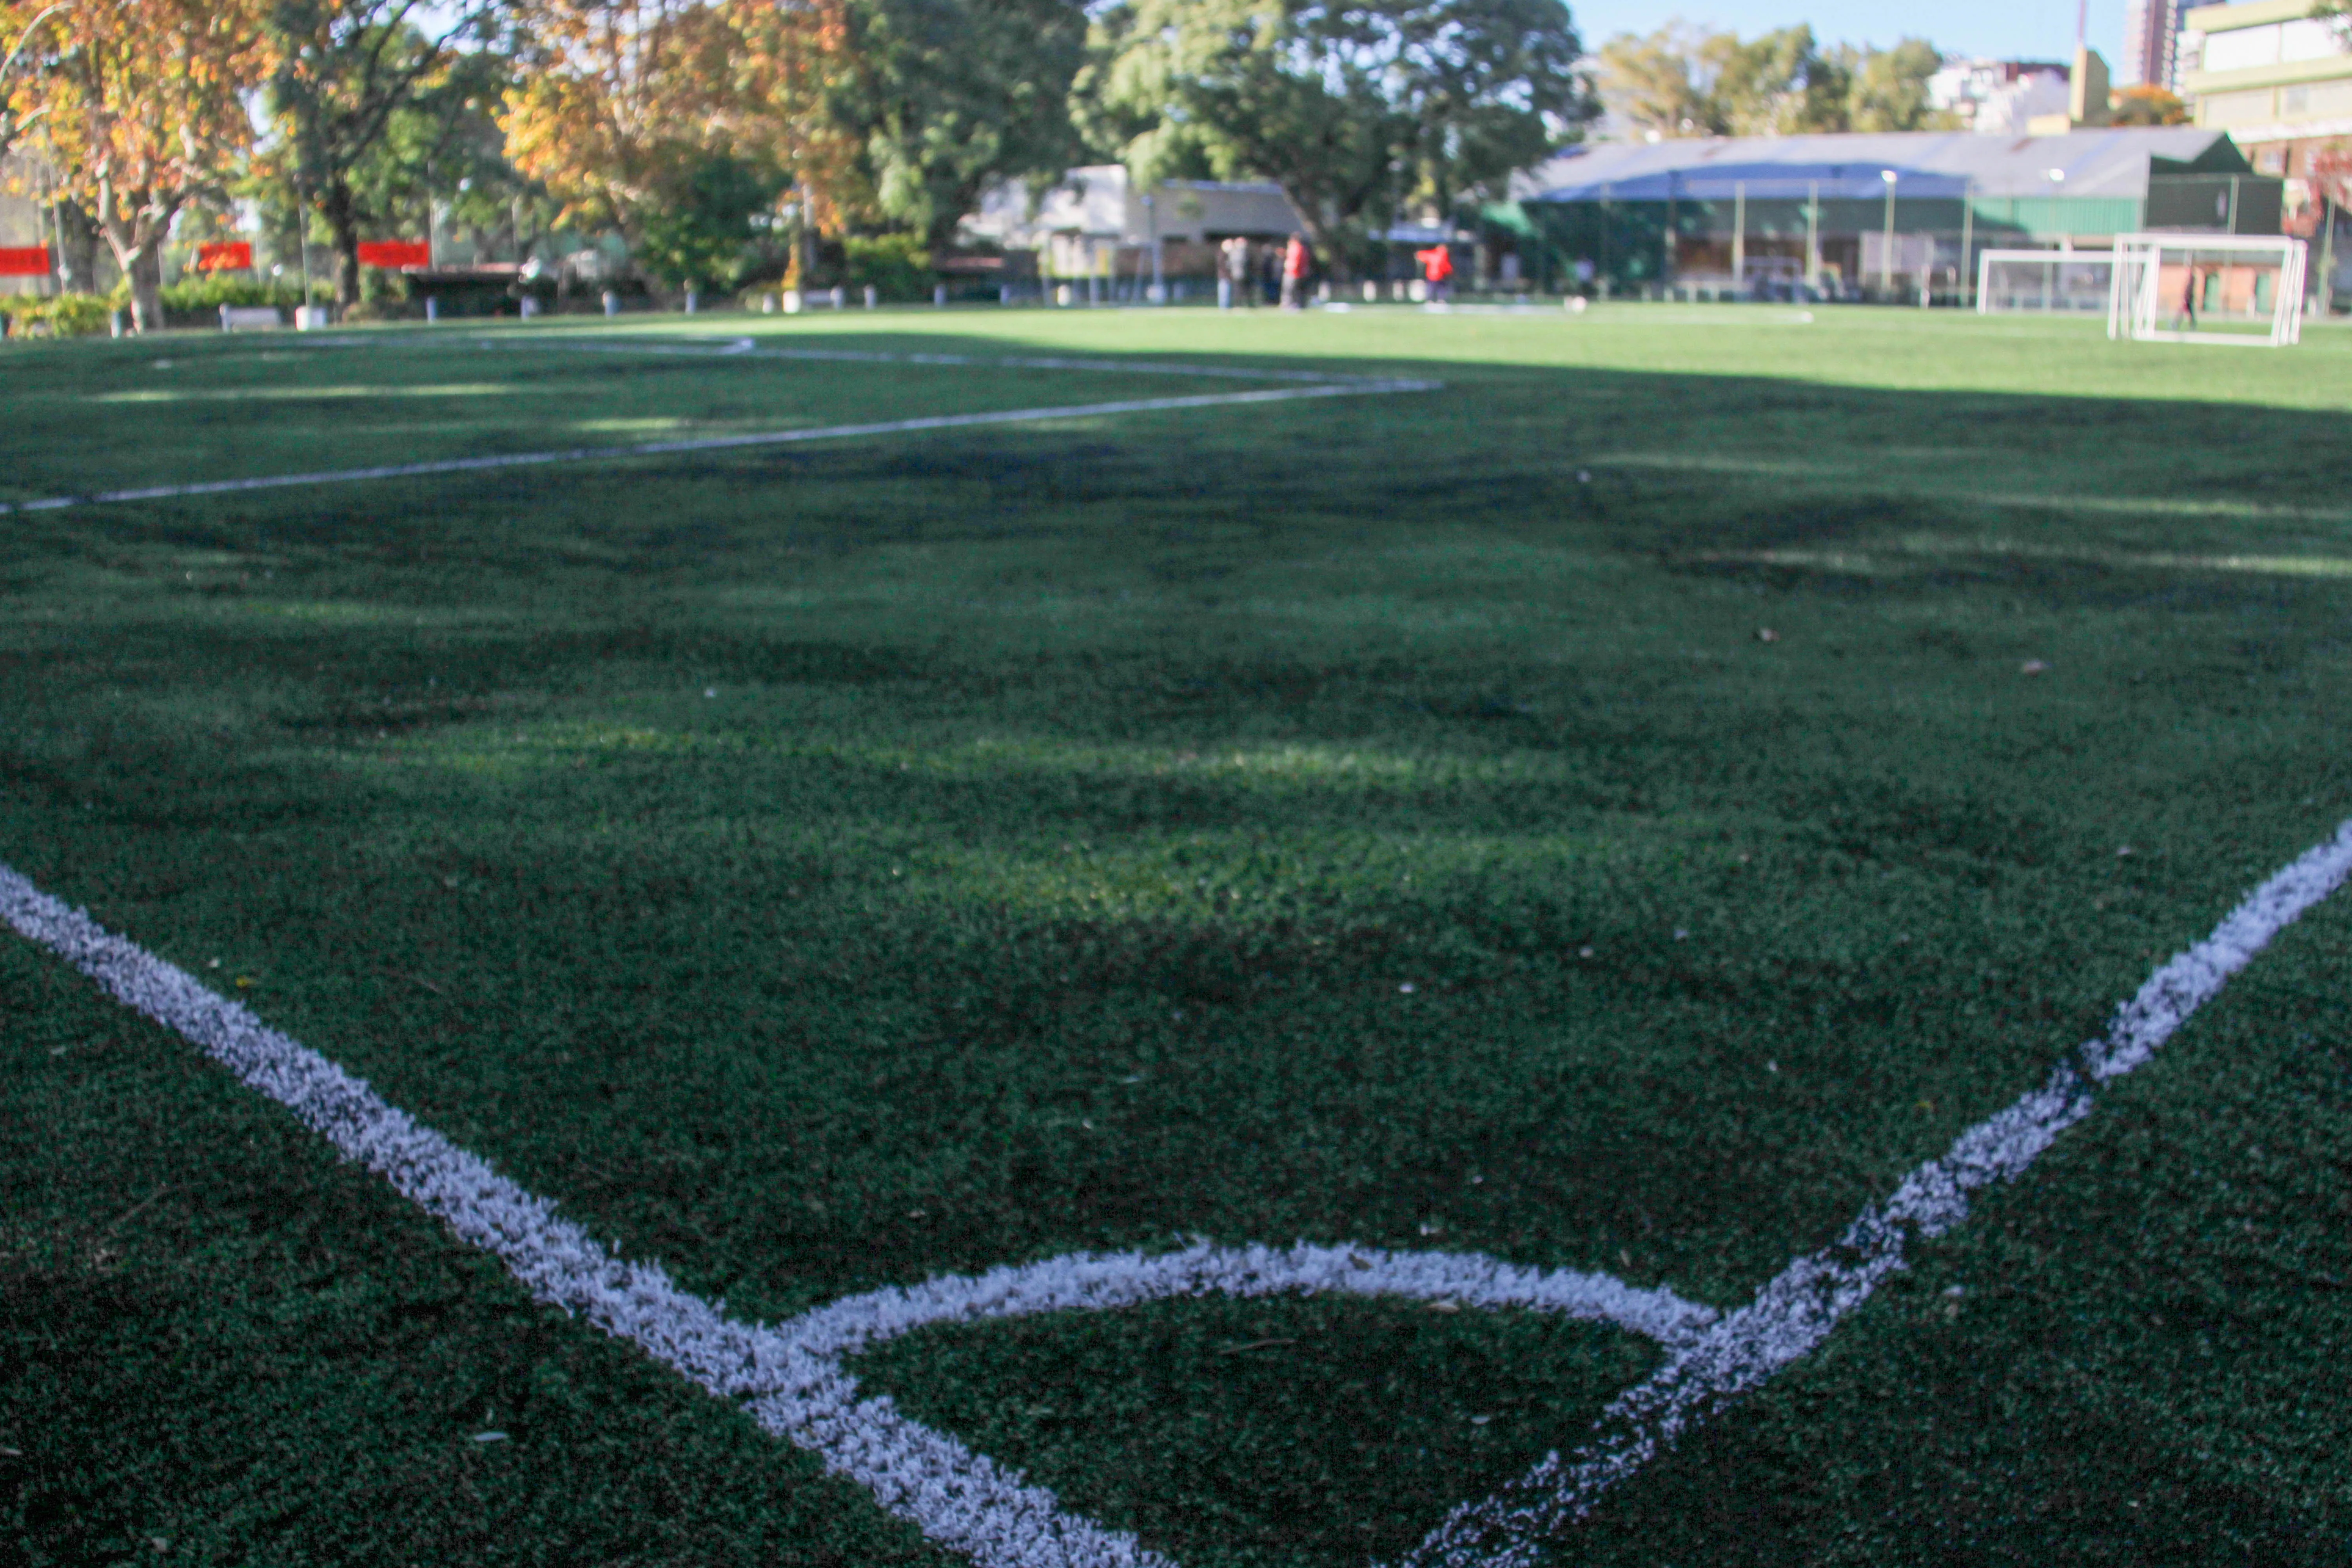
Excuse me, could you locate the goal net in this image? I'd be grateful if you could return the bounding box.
[2108,233,2308,347]
[1976,249,2115,314]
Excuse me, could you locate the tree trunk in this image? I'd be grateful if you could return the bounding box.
[125,243,165,333]
[323,180,363,314]
[94,181,174,333]
[52,199,102,293]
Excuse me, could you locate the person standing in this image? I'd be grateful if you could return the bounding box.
[1414,243,1454,303]
[1280,234,1310,310]
[1219,236,1250,310]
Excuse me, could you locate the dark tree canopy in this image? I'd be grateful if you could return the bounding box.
[1085,0,1590,274]
[834,0,1089,249]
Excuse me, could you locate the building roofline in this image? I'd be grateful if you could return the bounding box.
[2185,0,2323,32]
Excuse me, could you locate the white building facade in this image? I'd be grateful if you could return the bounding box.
[963,167,1304,282]
[1927,58,2075,133]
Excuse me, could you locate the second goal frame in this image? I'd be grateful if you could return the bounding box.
[2108,232,2308,347]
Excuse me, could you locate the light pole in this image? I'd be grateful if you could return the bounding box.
[1880,169,1897,296]
[1144,191,1163,303]
[1731,180,1746,292]
[1959,177,1974,309]
[1804,179,1819,292]
[2322,194,2337,317]
[294,176,314,318]
[1665,170,1679,290]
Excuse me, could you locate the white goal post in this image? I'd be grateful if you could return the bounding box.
[2108,232,2307,347]
[1976,249,2116,314]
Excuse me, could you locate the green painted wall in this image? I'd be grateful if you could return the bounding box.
[1494,194,2149,290]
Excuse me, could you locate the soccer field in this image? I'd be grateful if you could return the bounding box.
[4,303,2352,1566]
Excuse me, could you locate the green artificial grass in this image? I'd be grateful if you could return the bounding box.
[3,303,2350,1564]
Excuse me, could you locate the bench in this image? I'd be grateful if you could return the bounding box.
[219,305,284,331]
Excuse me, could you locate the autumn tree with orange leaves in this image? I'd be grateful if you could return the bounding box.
[501,1,826,263]
[0,3,71,164]
[730,0,867,277]
[15,0,273,330]
[502,0,1082,287]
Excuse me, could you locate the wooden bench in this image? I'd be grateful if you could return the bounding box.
[218,305,284,331]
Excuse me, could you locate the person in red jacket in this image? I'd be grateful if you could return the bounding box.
[1414,243,1454,303]
[1280,234,1310,310]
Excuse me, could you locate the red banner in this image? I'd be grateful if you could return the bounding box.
[0,247,50,277]
[356,240,431,269]
[196,241,253,272]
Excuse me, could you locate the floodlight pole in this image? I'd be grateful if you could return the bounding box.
[296,181,312,310]
[1804,180,1819,291]
[1960,180,1975,309]
[1600,186,1612,296]
[1665,171,1678,292]
[1880,170,1898,296]
[1145,191,1163,303]
[1732,181,1746,292]
[2321,196,2337,316]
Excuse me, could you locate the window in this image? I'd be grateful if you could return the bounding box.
[2202,24,2281,74]
[2278,18,2347,64]
[2201,88,2278,125]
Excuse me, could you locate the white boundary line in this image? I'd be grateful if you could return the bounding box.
[0,379,1435,516]
[402,332,1400,386]
[5,822,2350,1564]
[1404,817,2352,1566]
[0,855,1692,1568]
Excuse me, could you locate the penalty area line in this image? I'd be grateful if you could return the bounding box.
[0,378,1436,517]
[1405,817,2352,1568]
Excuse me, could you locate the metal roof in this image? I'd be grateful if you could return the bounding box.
[1514,127,2246,203]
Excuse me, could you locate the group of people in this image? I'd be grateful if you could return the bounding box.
[1216,235,1313,310]
[1214,234,1455,310]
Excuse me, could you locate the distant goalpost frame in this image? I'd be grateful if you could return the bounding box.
[2108,232,2308,347]
[1975,249,2116,316]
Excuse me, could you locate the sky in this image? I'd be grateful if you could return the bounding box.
[1569,0,2122,65]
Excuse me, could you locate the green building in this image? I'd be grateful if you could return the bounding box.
[1503,126,2279,300]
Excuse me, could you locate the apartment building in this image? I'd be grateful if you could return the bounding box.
[2181,0,2352,181]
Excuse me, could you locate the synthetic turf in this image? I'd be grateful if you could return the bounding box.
[4,306,2352,1564]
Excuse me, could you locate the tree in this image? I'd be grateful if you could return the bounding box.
[1596,23,1833,138]
[2109,84,2188,126]
[501,0,751,252]
[1593,24,1712,138]
[2310,143,2352,212]
[262,0,504,312]
[29,0,273,331]
[1708,26,1834,136]
[1088,0,1586,276]
[1831,37,1946,132]
[1595,24,1951,139]
[633,147,776,290]
[0,3,70,162]
[728,0,864,276]
[826,0,1085,250]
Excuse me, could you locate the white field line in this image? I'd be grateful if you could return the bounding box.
[5,824,2348,1566]
[0,379,1434,517]
[0,855,1699,1568]
[310,330,1401,386]
[1403,817,2352,1568]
